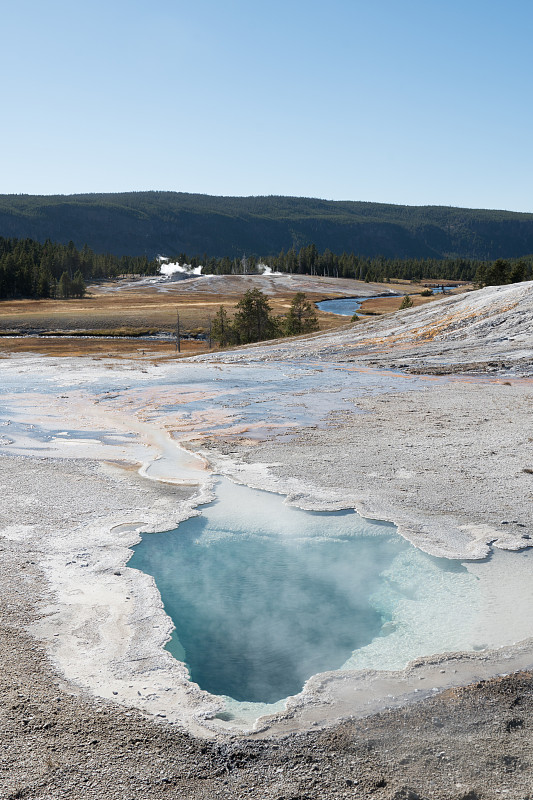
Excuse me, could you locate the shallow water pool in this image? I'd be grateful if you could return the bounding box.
[130,480,403,703]
[129,479,533,717]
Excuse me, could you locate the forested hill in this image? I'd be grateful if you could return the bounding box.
[0,192,533,260]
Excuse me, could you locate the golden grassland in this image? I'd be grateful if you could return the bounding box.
[359,284,470,315]
[0,289,343,332]
[359,294,434,314]
[0,278,472,359]
[0,336,206,359]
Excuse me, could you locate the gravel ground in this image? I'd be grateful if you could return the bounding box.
[191,281,533,376]
[2,535,533,800]
[199,378,533,560]
[1,509,533,800]
[1,282,533,798]
[1,421,532,798]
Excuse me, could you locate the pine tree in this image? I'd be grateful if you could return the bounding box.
[58,271,72,299]
[36,269,51,298]
[485,259,510,286]
[285,292,319,335]
[509,260,527,283]
[71,269,86,298]
[211,305,233,346]
[232,289,279,343]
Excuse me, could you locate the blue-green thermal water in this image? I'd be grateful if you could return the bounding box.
[129,480,460,705]
[129,479,533,711]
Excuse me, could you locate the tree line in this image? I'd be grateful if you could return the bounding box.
[1,234,531,302]
[473,258,531,287]
[177,245,533,286]
[0,237,159,300]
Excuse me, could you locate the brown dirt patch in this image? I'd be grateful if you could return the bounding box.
[0,289,345,335]
[359,295,437,314]
[0,337,212,359]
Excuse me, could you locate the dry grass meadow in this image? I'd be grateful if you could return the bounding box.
[0,275,471,359]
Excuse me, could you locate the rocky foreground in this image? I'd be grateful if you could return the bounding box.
[2,519,533,800]
[2,528,533,800]
[1,282,533,799]
[195,280,533,376]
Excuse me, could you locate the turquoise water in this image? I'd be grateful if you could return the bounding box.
[317,297,369,316]
[3,353,532,720]
[317,295,399,316]
[127,477,533,713]
[129,479,468,705]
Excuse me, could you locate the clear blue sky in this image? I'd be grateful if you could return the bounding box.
[2,0,532,211]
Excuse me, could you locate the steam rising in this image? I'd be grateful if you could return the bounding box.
[130,479,533,712]
[158,259,203,277]
[130,479,404,703]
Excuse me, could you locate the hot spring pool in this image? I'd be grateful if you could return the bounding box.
[129,479,533,716]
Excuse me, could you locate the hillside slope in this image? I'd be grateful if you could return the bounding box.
[197,281,533,375]
[1,191,533,259]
